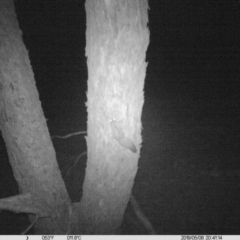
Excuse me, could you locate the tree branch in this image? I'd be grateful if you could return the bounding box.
[51,130,87,139]
[0,193,47,216]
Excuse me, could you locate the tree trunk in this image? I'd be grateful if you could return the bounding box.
[0,0,70,234]
[76,0,149,234]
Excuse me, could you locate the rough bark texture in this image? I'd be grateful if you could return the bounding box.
[77,0,149,234]
[0,0,70,234]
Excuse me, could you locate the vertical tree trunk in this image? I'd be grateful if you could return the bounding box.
[78,0,149,234]
[0,0,70,234]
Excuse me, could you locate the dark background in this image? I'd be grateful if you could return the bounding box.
[0,0,240,234]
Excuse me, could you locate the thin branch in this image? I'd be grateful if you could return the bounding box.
[51,130,87,139]
[65,151,87,177]
[21,215,39,235]
[130,195,157,235]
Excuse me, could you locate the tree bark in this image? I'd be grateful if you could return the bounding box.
[76,0,149,234]
[0,0,70,234]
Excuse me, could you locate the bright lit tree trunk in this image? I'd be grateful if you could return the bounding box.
[78,0,149,234]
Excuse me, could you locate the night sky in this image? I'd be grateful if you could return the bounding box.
[14,0,240,106]
[1,0,240,234]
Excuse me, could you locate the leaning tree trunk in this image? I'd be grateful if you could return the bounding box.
[76,0,149,234]
[0,0,70,234]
